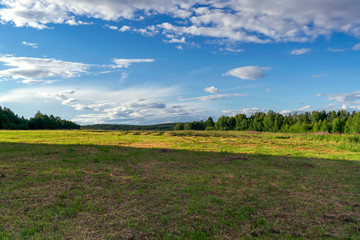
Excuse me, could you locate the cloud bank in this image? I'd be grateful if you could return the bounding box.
[2,0,360,43]
[0,85,204,124]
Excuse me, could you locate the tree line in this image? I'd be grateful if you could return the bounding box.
[174,110,360,134]
[0,106,80,130]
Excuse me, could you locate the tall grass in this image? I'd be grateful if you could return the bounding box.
[305,133,360,143]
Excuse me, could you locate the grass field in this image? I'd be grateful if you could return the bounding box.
[0,130,359,239]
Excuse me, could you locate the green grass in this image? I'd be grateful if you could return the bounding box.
[0,130,359,239]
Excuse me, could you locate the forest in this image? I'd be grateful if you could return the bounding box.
[0,106,80,130]
[175,110,360,134]
[3,105,360,133]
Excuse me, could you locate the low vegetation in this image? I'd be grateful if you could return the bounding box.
[0,130,359,239]
[81,123,176,131]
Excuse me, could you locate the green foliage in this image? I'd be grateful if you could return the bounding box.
[0,106,79,130]
[174,122,184,130]
[0,106,28,129]
[176,110,358,134]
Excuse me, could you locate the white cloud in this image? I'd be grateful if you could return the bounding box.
[0,55,90,82]
[223,66,270,80]
[180,93,246,101]
[352,43,360,51]
[222,108,265,116]
[318,91,360,104]
[204,86,219,94]
[280,105,312,115]
[106,25,131,32]
[219,47,244,53]
[112,58,155,68]
[133,25,159,36]
[298,105,311,111]
[279,110,292,115]
[119,25,131,32]
[2,0,360,43]
[22,41,38,48]
[176,45,183,50]
[0,84,203,124]
[167,37,186,43]
[20,79,58,85]
[290,48,311,55]
[120,72,128,82]
[105,24,118,30]
[327,47,347,52]
[157,22,269,43]
[65,18,92,26]
[0,55,158,84]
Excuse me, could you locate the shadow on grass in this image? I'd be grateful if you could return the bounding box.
[0,142,360,239]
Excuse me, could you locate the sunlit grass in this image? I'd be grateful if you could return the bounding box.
[1,130,359,160]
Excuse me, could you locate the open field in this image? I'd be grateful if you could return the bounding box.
[0,130,359,239]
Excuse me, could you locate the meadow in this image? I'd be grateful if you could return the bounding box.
[0,130,359,239]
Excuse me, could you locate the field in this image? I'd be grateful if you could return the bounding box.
[0,130,359,239]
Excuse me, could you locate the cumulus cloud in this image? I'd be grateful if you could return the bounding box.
[112,58,155,68]
[352,43,360,51]
[222,108,265,116]
[204,86,219,94]
[0,55,90,82]
[167,36,186,43]
[120,26,131,32]
[106,24,131,32]
[105,24,119,30]
[22,41,38,48]
[290,48,311,55]
[2,0,360,43]
[223,66,270,80]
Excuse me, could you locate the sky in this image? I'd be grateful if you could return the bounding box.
[0,0,360,125]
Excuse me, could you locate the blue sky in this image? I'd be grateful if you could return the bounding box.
[1,0,360,124]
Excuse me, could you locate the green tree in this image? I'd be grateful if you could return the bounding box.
[174,122,184,130]
[331,118,342,133]
[205,117,215,130]
[235,114,248,131]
